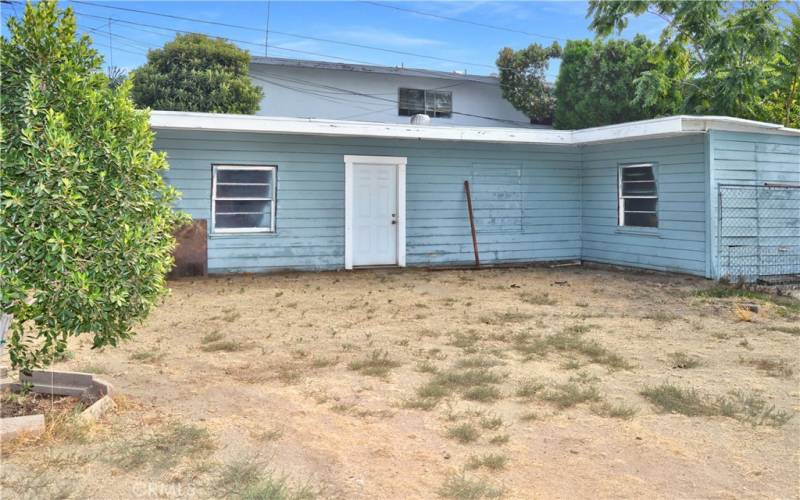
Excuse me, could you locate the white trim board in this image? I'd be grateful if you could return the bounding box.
[151,112,800,145]
[344,155,407,270]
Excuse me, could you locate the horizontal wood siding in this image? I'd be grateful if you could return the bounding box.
[708,131,800,278]
[155,130,581,273]
[581,135,708,276]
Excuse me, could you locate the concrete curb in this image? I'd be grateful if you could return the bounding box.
[1,370,117,443]
[0,414,45,442]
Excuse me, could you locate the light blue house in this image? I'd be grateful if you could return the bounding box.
[150,112,799,281]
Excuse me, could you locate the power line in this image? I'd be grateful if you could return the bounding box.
[66,7,558,85]
[264,0,271,57]
[359,1,564,41]
[67,0,502,72]
[71,25,531,126]
[248,71,531,126]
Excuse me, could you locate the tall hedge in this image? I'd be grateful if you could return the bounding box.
[553,35,683,129]
[0,1,186,371]
[131,33,263,114]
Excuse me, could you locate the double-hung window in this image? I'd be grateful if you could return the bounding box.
[398,88,452,118]
[618,163,658,228]
[212,165,276,233]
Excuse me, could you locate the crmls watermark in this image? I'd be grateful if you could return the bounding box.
[130,481,199,498]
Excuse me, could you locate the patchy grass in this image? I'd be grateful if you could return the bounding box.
[465,453,509,471]
[201,340,247,352]
[519,292,557,305]
[402,396,439,411]
[75,364,109,375]
[640,383,721,417]
[511,327,632,370]
[697,285,800,317]
[767,325,800,336]
[201,331,224,344]
[415,367,504,404]
[463,385,502,403]
[109,422,215,471]
[129,349,163,363]
[455,356,503,369]
[309,356,338,369]
[450,331,481,349]
[643,311,678,323]
[590,401,637,420]
[480,311,534,325]
[541,381,601,409]
[446,423,481,444]
[437,472,504,499]
[347,349,401,377]
[668,351,703,369]
[740,357,794,378]
[213,459,314,500]
[641,382,793,426]
[515,379,544,400]
[415,360,439,373]
[488,433,510,445]
[479,415,503,430]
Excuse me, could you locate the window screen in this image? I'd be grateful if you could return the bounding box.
[398,88,452,118]
[212,166,276,233]
[618,164,658,228]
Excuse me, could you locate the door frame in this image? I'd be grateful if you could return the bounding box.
[344,155,407,270]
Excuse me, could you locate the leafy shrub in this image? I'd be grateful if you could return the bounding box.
[1,1,186,371]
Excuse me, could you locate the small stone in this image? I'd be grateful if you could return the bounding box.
[443,451,451,460]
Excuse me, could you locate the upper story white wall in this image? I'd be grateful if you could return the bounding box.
[249,63,533,127]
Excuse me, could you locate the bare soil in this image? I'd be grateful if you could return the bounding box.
[0,393,82,419]
[1,266,799,499]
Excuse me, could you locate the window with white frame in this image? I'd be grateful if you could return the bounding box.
[398,88,452,118]
[212,165,276,233]
[618,163,658,228]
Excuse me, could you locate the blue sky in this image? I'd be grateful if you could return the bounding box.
[1,1,669,80]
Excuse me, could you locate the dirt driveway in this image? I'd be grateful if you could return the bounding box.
[2,266,799,499]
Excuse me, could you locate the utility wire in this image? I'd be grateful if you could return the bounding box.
[67,0,511,72]
[71,24,531,126]
[66,7,557,85]
[248,71,531,125]
[359,1,564,41]
[264,0,271,57]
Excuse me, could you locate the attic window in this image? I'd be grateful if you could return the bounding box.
[398,88,452,118]
[618,164,658,228]
[212,165,276,233]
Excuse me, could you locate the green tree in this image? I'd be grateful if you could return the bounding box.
[0,1,186,371]
[131,33,263,114]
[588,0,797,126]
[553,35,684,129]
[496,42,562,124]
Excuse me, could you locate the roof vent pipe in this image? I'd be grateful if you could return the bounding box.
[410,114,431,125]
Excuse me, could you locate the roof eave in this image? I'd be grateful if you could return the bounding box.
[149,111,800,145]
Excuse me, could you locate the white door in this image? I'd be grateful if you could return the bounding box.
[352,163,398,266]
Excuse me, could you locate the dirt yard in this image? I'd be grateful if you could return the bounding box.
[2,266,799,499]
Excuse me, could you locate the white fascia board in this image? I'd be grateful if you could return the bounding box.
[570,116,686,144]
[149,111,573,145]
[149,111,800,145]
[681,116,800,136]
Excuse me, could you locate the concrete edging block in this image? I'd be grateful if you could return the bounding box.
[79,395,117,424]
[0,414,45,442]
[1,370,117,443]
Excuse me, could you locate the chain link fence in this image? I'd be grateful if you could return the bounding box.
[718,184,800,283]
